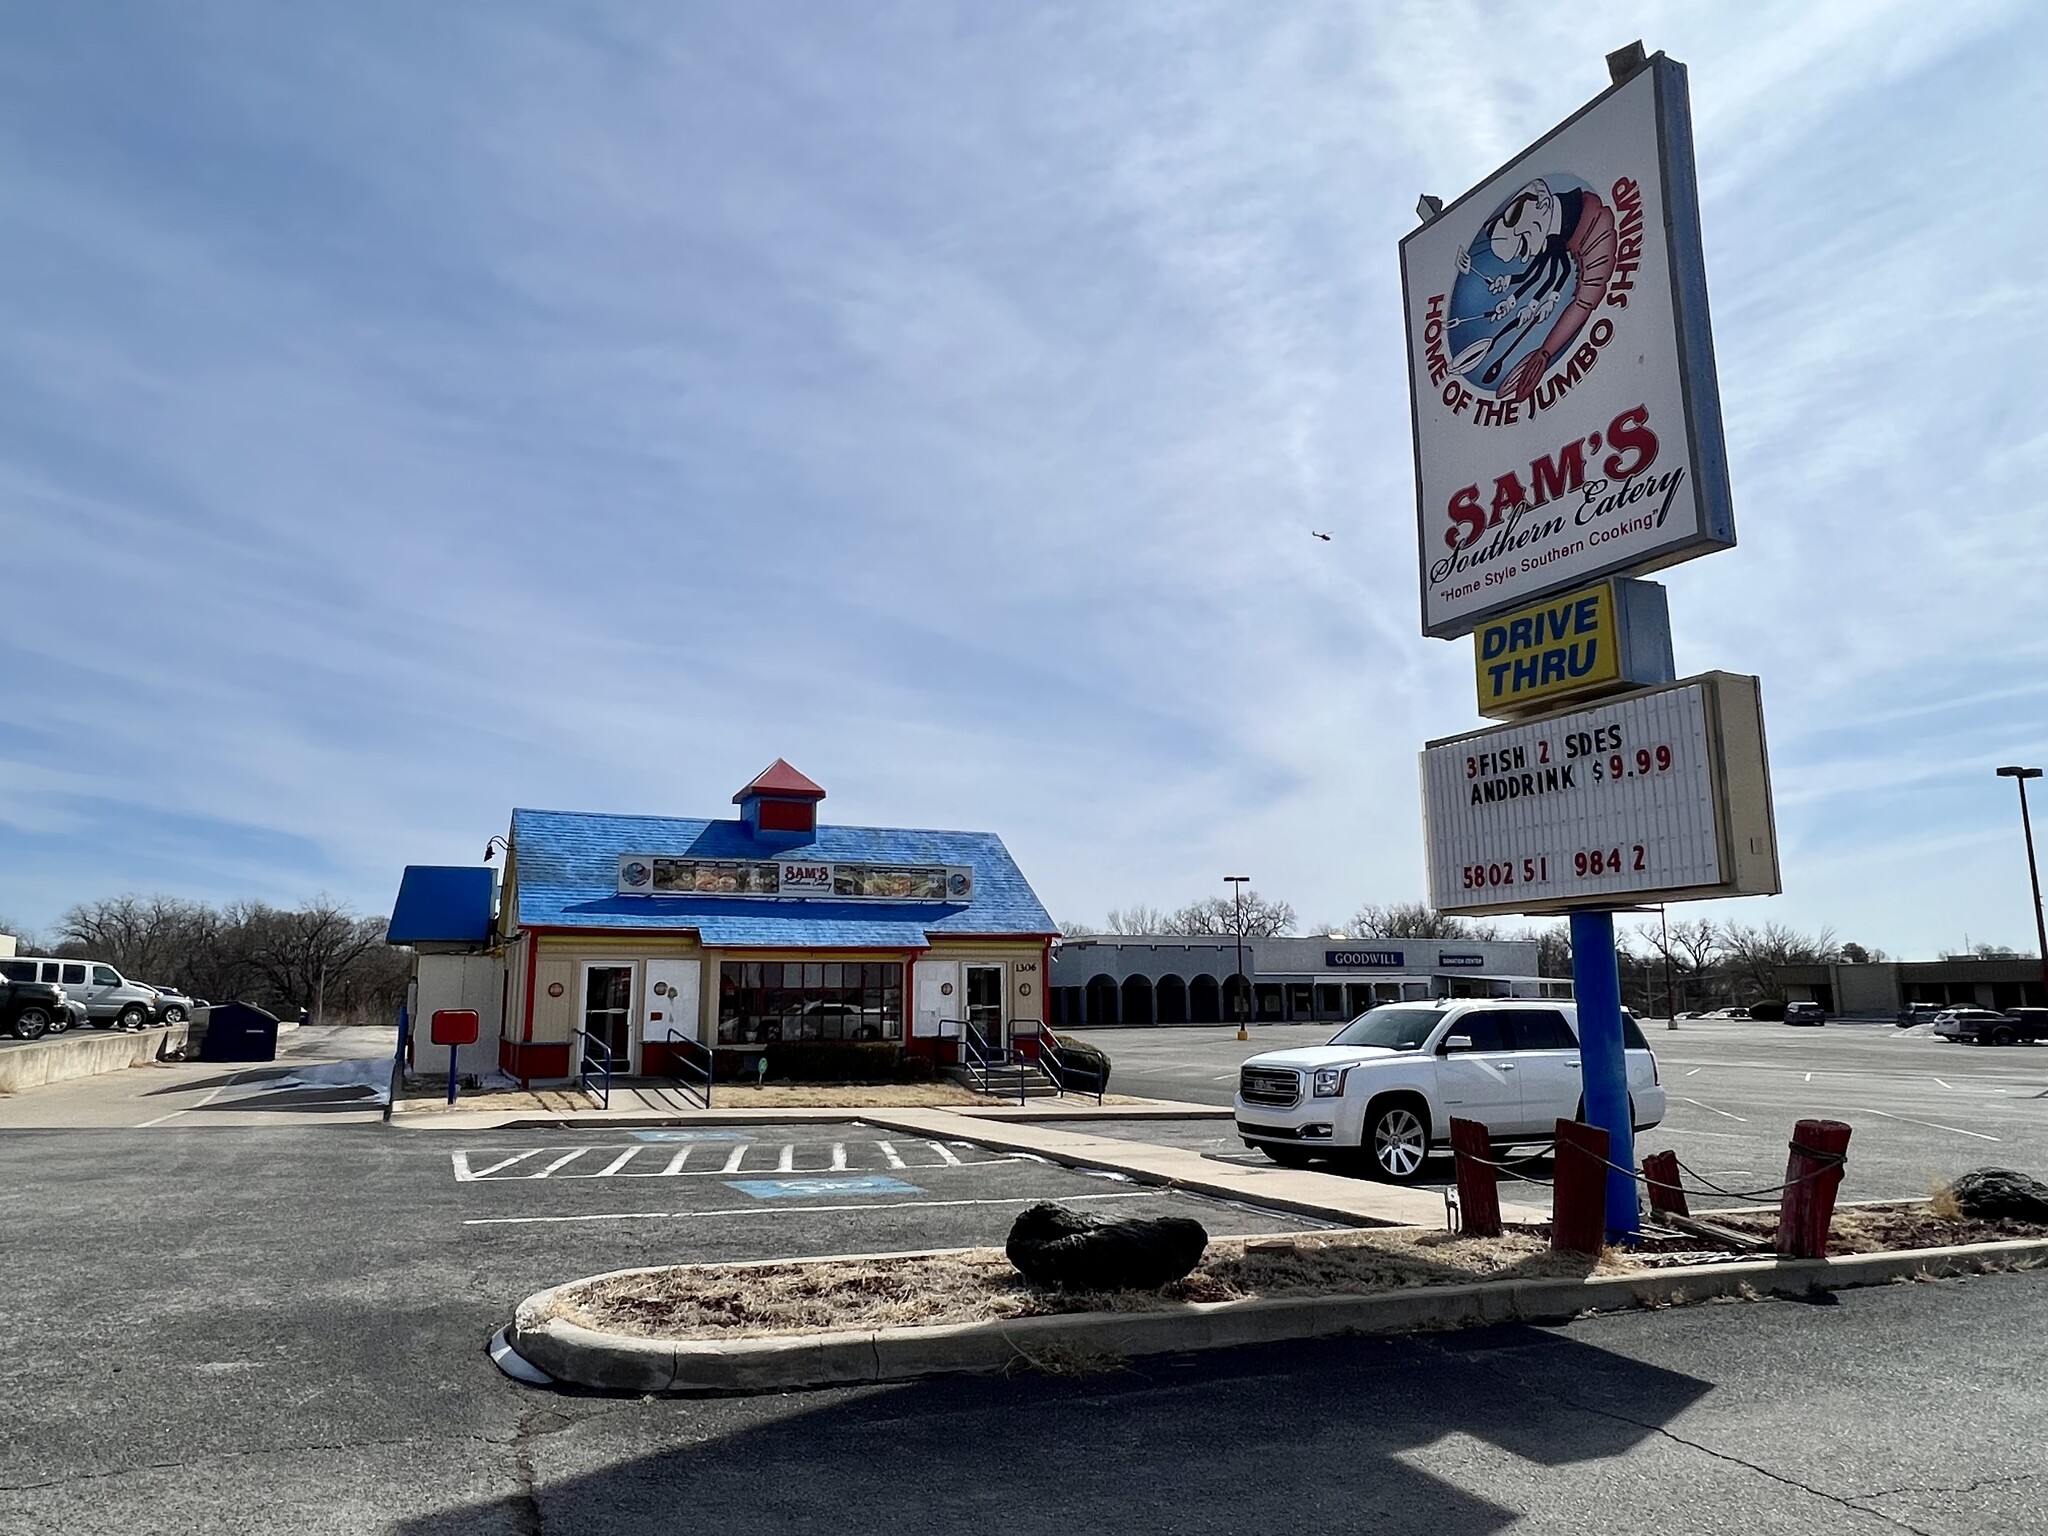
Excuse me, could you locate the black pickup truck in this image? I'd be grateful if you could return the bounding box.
[1934,1007,2048,1047]
[2,976,68,1040]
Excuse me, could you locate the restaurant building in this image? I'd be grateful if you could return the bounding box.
[387,761,1059,1084]
[1049,934,1562,1027]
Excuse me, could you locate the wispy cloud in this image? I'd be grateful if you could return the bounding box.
[0,3,2040,960]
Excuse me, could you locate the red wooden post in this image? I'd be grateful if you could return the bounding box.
[1642,1150,1689,1219]
[1551,1118,1610,1255]
[1449,1117,1502,1238]
[1776,1119,1852,1259]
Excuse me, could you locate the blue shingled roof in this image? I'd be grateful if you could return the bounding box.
[387,865,496,945]
[509,808,1056,946]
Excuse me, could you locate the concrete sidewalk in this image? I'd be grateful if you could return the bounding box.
[857,1108,1544,1229]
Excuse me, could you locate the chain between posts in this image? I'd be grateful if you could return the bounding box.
[1456,1146,1851,1203]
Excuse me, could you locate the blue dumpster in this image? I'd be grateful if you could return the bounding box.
[199,1001,280,1062]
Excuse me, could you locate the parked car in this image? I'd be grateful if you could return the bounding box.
[0,973,70,1040]
[140,984,197,1024]
[1783,1002,1827,1027]
[0,957,159,1029]
[1705,1006,1751,1019]
[1233,999,1666,1183]
[1897,1003,1945,1028]
[1933,1008,2048,1047]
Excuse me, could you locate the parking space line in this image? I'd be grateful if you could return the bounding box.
[776,1144,795,1172]
[136,1069,255,1127]
[876,1140,905,1168]
[462,1190,1157,1227]
[1675,1096,1748,1122]
[829,1142,848,1170]
[721,1146,747,1173]
[655,1148,693,1175]
[928,1141,963,1166]
[1863,1108,2000,1141]
[592,1149,642,1177]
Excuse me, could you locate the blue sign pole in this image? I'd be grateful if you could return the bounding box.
[1568,909,1640,1238]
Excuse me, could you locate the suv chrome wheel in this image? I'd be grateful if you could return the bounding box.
[1369,1104,1428,1182]
[11,1008,51,1041]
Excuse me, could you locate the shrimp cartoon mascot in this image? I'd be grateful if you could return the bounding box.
[1447,176,1618,403]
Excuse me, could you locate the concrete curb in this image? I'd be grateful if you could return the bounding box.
[506,1237,2048,1395]
[0,1023,190,1095]
[385,1098,1227,1132]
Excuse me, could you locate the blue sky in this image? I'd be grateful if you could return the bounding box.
[1,2,2042,959]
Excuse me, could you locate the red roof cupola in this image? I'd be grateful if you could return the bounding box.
[733,758,826,839]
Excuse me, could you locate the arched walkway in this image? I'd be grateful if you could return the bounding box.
[1084,974,1120,1026]
[1189,974,1221,1023]
[1221,973,1251,1024]
[1121,975,1156,1026]
[1155,974,1188,1024]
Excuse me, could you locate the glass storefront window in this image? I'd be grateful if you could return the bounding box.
[717,961,903,1044]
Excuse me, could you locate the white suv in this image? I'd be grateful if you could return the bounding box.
[1234,999,1667,1183]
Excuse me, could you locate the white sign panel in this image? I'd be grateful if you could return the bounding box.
[1421,673,1779,916]
[1401,55,1733,638]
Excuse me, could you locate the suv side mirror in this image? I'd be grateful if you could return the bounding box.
[1441,1034,1474,1053]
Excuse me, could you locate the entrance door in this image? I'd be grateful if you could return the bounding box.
[914,960,962,1043]
[580,963,636,1073]
[644,960,701,1048]
[965,965,1005,1054]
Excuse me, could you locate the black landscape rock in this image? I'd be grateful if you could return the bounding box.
[1949,1167,2048,1223]
[1005,1202,1208,1291]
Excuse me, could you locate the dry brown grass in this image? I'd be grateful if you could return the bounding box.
[552,1227,1635,1342]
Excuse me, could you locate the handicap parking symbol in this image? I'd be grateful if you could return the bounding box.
[726,1176,923,1200]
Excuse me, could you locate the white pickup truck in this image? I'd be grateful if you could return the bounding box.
[1233,998,1667,1182]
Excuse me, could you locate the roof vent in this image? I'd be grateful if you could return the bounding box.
[733,758,825,840]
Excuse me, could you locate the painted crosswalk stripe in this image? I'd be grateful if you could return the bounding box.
[531,1149,593,1178]
[876,1140,906,1168]
[927,1141,963,1166]
[451,1149,544,1181]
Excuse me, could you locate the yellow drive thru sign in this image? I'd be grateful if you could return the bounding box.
[1474,578,1673,718]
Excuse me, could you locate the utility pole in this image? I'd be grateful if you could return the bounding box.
[1660,904,1677,1029]
[315,961,327,1030]
[1227,876,1251,1041]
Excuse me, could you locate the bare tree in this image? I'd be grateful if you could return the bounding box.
[45,892,406,1022]
[1167,892,1296,938]
[1719,921,1837,1002]
[1350,901,1498,941]
[1102,905,1173,936]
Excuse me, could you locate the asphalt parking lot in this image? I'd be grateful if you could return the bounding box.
[1071,1018,2048,1209]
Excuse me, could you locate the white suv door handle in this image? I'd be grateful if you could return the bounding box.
[1497,1062,1515,1071]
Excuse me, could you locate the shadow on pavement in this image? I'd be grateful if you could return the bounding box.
[394,1325,1712,1535]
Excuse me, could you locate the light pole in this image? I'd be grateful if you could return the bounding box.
[1996,766,2048,1007]
[1227,876,1251,1041]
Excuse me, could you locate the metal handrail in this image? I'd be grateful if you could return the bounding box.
[1035,1027,1105,1104]
[960,1022,1028,1103]
[574,1027,614,1110]
[663,1029,713,1110]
